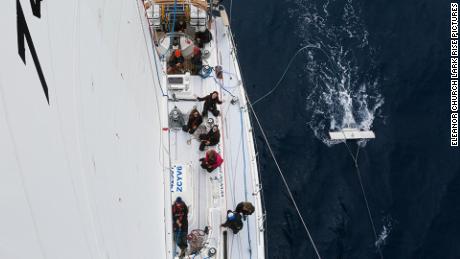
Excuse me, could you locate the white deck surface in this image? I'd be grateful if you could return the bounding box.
[162,15,266,259]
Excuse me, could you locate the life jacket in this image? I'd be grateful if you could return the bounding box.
[172,201,188,225]
[226,212,243,232]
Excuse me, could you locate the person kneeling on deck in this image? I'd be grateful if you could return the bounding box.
[199,149,223,173]
[235,201,255,221]
[198,125,220,151]
[172,197,189,257]
[167,50,185,74]
[221,210,243,234]
[182,108,203,134]
[197,91,222,117]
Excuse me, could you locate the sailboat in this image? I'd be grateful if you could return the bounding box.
[0,0,266,258]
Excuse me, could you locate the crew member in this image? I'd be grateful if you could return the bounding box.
[199,125,220,151]
[172,197,189,257]
[195,29,212,48]
[235,201,255,220]
[221,210,243,234]
[199,149,223,173]
[197,91,222,117]
[183,109,203,134]
[168,49,185,74]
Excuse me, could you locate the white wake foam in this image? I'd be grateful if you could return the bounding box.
[289,0,384,146]
[375,216,393,248]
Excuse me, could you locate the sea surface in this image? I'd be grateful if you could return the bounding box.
[225,0,460,258]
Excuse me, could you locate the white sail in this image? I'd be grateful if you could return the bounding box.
[1,1,167,258]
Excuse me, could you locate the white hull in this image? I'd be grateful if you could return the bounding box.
[0,1,265,258]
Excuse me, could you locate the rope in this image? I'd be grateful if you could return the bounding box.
[212,76,237,97]
[252,44,337,105]
[342,139,384,259]
[171,0,178,32]
[229,0,233,25]
[136,0,168,96]
[245,95,323,259]
[238,103,253,258]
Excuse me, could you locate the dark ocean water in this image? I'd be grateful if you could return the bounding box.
[225,0,460,258]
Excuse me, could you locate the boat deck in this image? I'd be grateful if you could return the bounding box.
[163,15,265,259]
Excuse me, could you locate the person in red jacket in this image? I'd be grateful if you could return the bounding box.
[199,149,223,172]
[172,197,188,256]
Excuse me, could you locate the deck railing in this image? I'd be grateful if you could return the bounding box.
[219,5,268,258]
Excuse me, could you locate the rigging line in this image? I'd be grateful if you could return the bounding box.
[342,140,384,259]
[231,149,242,205]
[230,126,243,206]
[222,100,235,205]
[212,76,237,97]
[229,232,235,258]
[139,0,171,212]
[238,232,244,259]
[136,0,167,96]
[245,95,322,259]
[171,0,178,32]
[238,105,253,258]
[229,0,233,25]
[222,101,238,207]
[239,109,249,202]
[252,44,338,106]
[198,154,202,228]
[218,107,237,208]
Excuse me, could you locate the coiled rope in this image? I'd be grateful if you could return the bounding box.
[245,94,323,259]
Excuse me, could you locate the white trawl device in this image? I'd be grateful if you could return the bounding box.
[329,128,376,140]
